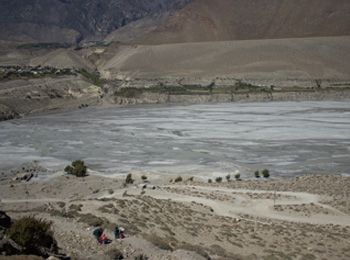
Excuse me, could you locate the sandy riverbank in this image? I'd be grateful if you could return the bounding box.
[1,172,350,260]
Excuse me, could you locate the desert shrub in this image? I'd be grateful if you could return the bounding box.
[187,176,194,182]
[106,248,124,260]
[78,213,103,227]
[254,170,260,178]
[234,173,241,180]
[208,179,212,183]
[68,204,83,211]
[141,175,147,181]
[125,173,134,185]
[134,254,148,260]
[57,201,65,208]
[64,160,87,177]
[8,216,57,255]
[262,169,270,178]
[176,243,210,259]
[174,176,182,183]
[108,189,114,194]
[215,177,222,183]
[226,174,231,182]
[209,244,226,256]
[141,233,173,251]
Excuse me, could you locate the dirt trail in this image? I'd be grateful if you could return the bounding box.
[125,185,350,226]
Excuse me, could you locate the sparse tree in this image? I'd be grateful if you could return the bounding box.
[262,169,270,178]
[235,173,241,181]
[64,160,87,177]
[226,174,231,182]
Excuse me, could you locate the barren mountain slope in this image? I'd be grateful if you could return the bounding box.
[101,36,350,87]
[0,0,193,44]
[136,0,350,44]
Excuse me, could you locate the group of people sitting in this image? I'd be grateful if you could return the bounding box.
[93,226,125,244]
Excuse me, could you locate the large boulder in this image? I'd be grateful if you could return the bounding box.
[0,211,11,230]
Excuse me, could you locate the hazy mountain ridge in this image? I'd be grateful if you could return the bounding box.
[0,0,193,44]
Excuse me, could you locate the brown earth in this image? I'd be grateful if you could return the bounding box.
[136,0,350,44]
[1,172,349,260]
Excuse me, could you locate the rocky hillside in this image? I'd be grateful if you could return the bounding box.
[0,0,193,44]
[136,0,350,44]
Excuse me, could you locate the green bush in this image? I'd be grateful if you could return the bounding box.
[64,160,87,177]
[262,169,270,178]
[8,216,57,255]
[125,173,134,185]
[208,179,212,183]
[187,176,194,182]
[174,176,182,183]
[254,170,260,178]
[215,177,222,183]
[141,175,147,181]
[234,173,241,180]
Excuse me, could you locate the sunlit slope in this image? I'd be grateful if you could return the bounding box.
[101,36,350,85]
[136,0,350,44]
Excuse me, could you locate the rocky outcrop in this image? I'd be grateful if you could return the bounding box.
[113,89,350,105]
[0,75,104,120]
[0,108,20,121]
[0,211,11,230]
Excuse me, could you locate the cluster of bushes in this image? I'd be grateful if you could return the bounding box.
[17,42,71,50]
[0,65,75,82]
[64,160,87,177]
[76,68,106,87]
[254,169,270,178]
[5,215,58,257]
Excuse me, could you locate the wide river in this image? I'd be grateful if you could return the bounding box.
[1,100,350,179]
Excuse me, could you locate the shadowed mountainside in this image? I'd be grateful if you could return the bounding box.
[136,0,350,44]
[0,0,193,44]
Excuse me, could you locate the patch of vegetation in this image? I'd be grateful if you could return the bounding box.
[8,216,57,256]
[141,233,173,251]
[174,176,183,183]
[0,65,75,82]
[209,244,227,257]
[254,170,260,178]
[234,173,241,180]
[115,87,143,98]
[69,204,83,211]
[187,176,194,182]
[215,177,222,183]
[76,68,106,87]
[176,243,210,259]
[17,42,71,50]
[141,175,148,181]
[262,169,270,178]
[64,160,87,177]
[78,213,104,227]
[125,173,134,185]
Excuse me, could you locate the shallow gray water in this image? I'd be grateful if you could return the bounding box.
[0,101,349,179]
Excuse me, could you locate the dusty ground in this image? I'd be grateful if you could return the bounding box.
[1,171,350,260]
